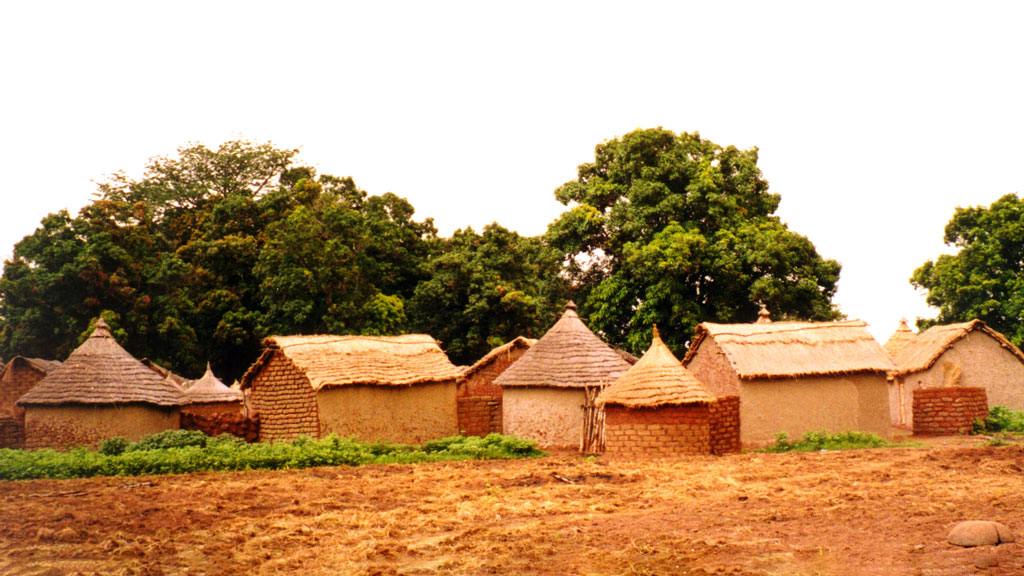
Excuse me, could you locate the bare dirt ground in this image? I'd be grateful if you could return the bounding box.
[1,438,1022,576]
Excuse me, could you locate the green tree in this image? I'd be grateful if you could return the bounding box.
[912,193,1024,346]
[546,128,841,354]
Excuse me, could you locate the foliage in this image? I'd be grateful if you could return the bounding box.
[0,432,546,481]
[760,430,890,453]
[546,128,841,355]
[975,405,1024,433]
[912,194,1024,347]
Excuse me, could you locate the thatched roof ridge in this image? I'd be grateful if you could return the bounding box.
[141,358,188,389]
[598,328,713,407]
[17,319,185,407]
[462,337,536,378]
[241,334,462,390]
[682,320,894,380]
[494,302,632,389]
[185,364,243,404]
[883,319,917,359]
[1,357,62,378]
[890,320,1024,377]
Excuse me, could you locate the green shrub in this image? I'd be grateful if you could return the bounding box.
[760,430,889,453]
[98,437,130,456]
[980,405,1024,433]
[128,429,209,451]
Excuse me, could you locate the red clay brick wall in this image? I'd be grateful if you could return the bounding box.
[248,351,320,442]
[603,404,713,457]
[180,402,245,418]
[709,396,741,455]
[457,347,525,436]
[180,412,260,443]
[1,362,46,420]
[912,386,988,436]
[0,415,24,449]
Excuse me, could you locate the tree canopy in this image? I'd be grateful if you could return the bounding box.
[912,193,1024,346]
[546,128,841,354]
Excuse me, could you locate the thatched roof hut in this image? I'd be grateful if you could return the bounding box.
[241,334,462,443]
[16,319,184,448]
[883,319,917,359]
[457,337,535,437]
[598,328,713,409]
[1,357,62,418]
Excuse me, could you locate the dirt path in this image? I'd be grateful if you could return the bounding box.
[1,442,1022,575]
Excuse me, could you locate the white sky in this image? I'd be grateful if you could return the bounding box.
[2,2,1023,343]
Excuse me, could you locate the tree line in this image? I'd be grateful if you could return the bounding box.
[4,127,1001,384]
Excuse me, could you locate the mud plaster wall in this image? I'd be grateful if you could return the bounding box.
[912,386,988,436]
[502,387,585,448]
[603,404,712,456]
[457,347,526,436]
[1,363,46,420]
[894,332,1024,429]
[739,374,890,446]
[248,351,321,443]
[24,405,180,449]
[317,382,458,444]
[684,338,741,397]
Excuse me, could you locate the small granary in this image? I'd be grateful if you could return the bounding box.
[240,334,462,444]
[494,302,632,449]
[683,312,894,446]
[598,327,739,456]
[888,320,1024,429]
[16,319,185,449]
[182,364,245,417]
[458,337,535,437]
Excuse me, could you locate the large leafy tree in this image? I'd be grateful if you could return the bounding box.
[912,193,1024,346]
[547,128,841,354]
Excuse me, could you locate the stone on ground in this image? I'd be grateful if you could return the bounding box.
[948,521,1016,547]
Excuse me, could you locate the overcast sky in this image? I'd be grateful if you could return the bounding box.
[2,2,1022,342]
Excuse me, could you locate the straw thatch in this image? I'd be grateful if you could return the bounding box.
[184,364,243,404]
[1,357,62,378]
[890,320,1024,377]
[16,319,185,406]
[683,320,894,380]
[461,337,536,379]
[494,302,632,389]
[883,319,917,359]
[141,358,188,390]
[242,334,462,390]
[598,328,713,407]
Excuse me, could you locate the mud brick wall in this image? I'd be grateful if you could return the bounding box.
[912,387,988,436]
[1,363,46,420]
[457,346,525,436]
[709,395,741,454]
[181,402,245,418]
[248,351,320,442]
[603,404,713,457]
[0,415,24,449]
[181,412,260,443]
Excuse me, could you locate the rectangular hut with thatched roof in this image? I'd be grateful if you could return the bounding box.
[457,337,534,437]
[887,320,1024,430]
[16,319,185,449]
[0,357,62,448]
[240,334,462,444]
[683,315,894,446]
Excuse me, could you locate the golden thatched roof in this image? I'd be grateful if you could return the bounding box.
[242,334,462,390]
[683,320,894,380]
[890,320,1024,377]
[184,364,243,404]
[17,319,185,407]
[494,302,632,389]
[883,319,917,359]
[598,328,713,407]
[462,337,536,379]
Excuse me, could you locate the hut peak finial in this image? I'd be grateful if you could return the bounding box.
[565,301,577,311]
[897,318,911,332]
[92,317,112,337]
[756,304,772,324]
[652,324,661,341]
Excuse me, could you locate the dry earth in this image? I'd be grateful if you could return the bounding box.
[1,440,1022,576]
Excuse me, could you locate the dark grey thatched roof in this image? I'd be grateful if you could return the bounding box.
[17,319,185,407]
[184,364,243,404]
[494,302,631,389]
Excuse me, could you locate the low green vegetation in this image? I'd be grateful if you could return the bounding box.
[974,405,1024,434]
[0,431,545,481]
[760,431,891,453]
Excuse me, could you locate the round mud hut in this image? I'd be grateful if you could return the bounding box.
[598,327,739,457]
[182,364,245,417]
[16,319,185,449]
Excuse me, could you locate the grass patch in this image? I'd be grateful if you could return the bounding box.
[0,431,546,481]
[974,405,1024,434]
[759,431,891,453]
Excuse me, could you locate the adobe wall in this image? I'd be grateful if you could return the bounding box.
[180,412,260,443]
[180,401,245,418]
[457,346,525,436]
[739,373,890,446]
[0,415,24,449]
[502,387,585,448]
[603,404,712,457]
[912,386,988,436]
[0,362,46,420]
[709,395,741,455]
[248,351,320,442]
[23,404,180,449]
[684,338,742,397]
[317,381,458,444]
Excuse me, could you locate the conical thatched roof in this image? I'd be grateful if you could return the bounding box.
[598,327,713,407]
[890,320,1024,377]
[462,337,536,379]
[883,319,917,359]
[17,319,185,406]
[241,334,462,390]
[494,302,632,389]
[683,320,894,380]
[184,364,243,404]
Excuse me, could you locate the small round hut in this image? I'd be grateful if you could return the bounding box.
[598,327,739,456]
[182,364,245,417]
[16,319,185,449]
